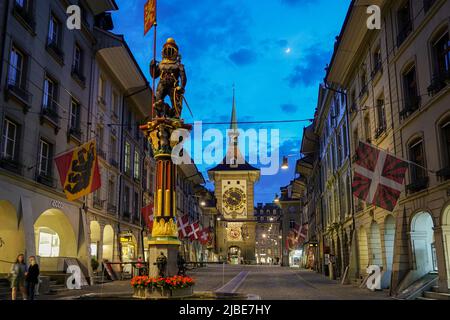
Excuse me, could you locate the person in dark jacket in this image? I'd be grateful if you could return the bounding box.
[25,256,39,300]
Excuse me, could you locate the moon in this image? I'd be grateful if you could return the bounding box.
[285,47,291,54]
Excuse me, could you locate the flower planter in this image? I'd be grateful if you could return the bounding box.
[133,286,194,299]
[133,287,147,299]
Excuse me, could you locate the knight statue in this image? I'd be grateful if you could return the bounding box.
[150,38,187,118]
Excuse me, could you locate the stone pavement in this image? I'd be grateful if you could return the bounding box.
[2,265,391,300]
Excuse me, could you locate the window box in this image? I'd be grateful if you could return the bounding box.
[68,127,82,141]
[46,38,64,65]
[0,157,22,174]
[107,203,117,213]
[406,177,429,194]
[375,126,386,139]
[436,167,450,181]
[71,65,86,87]
[427,71,450,96]
[93,198,105,210]
[12,2,36,34]
[400,96,421,120]
[37,174,54,188]
[5,83,32,113]
[371,63,383,79]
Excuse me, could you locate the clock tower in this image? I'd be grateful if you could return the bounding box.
[208,92,260,264]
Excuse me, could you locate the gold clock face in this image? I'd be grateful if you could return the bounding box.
[223,187,246,212]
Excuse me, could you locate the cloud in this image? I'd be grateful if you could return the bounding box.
[280,103,298,113]
[229,48,258,66]
[286,46,331,88]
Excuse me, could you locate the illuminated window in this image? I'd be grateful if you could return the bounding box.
[37,227,60,257]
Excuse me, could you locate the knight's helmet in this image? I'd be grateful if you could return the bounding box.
[162,38,179,62]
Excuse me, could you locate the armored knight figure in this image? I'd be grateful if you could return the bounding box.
[150,38,187,118]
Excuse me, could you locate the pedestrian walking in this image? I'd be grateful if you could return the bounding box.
[25,256,40,300]
[10,254,27,300]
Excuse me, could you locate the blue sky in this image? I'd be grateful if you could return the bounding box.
[112,0,351,204]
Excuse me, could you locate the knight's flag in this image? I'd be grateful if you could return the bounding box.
[352,141,408,211]
[141,203,154,231]
[144,0,156,35]
[55,140,101,201]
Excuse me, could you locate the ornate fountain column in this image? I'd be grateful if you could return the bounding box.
[140,118,191,277]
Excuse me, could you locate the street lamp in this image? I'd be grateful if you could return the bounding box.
[200,200,206,207]
[281,156,289,170]
[274,194,280,203]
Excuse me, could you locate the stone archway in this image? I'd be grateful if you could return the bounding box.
[410,211,436,277]
[90,221,101,260]
[102,225,114,262]
[34,209,77,272]
[441,205,450,289]
[368,221,383,266]
[358,227,369,275]
[383,215,396,288]
[0,200,25,274]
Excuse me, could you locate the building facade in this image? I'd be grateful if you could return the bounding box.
[0,0,156,282]
[254,203,282,265]
[305,0,450,296]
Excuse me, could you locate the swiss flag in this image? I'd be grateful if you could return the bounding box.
[352,141,408,211]
[141,203,153,231]
[199,228,210,245]
[177,215,192,239]
[188,222,201,241]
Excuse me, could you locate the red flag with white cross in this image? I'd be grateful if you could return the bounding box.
[141,203,153,231]
[177,215,192,239]
[188,222,201,241]
[199,228,211,245]
[352,141,408,212]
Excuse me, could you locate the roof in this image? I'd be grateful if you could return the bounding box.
[208,96,260,173]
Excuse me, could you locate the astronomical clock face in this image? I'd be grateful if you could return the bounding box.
[226,222,243,242]
[222,180,247,217]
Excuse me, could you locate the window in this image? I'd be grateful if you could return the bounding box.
[110,135,117,163]
[124,142,131,174]
[70,98,81,131]
[397,1,412,47]
[133,192,139,216]
[440,119,450,168]
[342,124,348,157]
[108,179,115,205]
[8,46,25,88]
[37,227,60,257]
[134,150,140,180]
[289,219,295,229]
[373,45,382,75]
[360,68,367,96]
[2,119,18,160]
[42,75,57,110]
[124,186,130,214]
[38,139,52,176]
[98,75,105,101]
[408,139,427,186]
[15,0,29,10]
[112,91,119,116]
[428,31,450,95]
[48,14,61,47]
[72,44,83,79]
[376,98,386,134]
[402,66,420,116]
[364,115,371,142]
